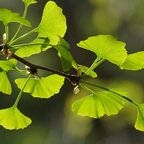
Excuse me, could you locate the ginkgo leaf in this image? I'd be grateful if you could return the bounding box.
[0,106,32,130]
[72,63,97,78]
[77,35,127,66]
[0,59,17,71]
[0,8,31,26]
[121,51,144,70]
[0,71,12,95]
[15,38,49,57]
[22,0,37,7]
[135,104,144,131]
[37,1,67,46]
[72,89,126,118]
[55,38,74,71]
[15,74,65,98]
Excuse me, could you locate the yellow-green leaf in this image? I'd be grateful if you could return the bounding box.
[15,38,47,57]
[77,35,127,66]
[0,8,31,26]
[135,104,144,131]
[121,51,144,70]
[0,71,12,95]
[0,106,32,130]
[37,1,67,46]
[0,59,17,71]
[15,74,65,98]
[72,89,126,118]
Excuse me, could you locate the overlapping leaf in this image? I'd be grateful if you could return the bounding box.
[37,1,67,46]
[0,71,12,95]
[72,89,126,118]
[0,59,17,71]
[77,35,127,66]
[15,74,65,98]
[0,106,32,130]
[15,38,49,57]
[0,8,31,26]
[121,51,144,70]
[135,104,144,131]
[22,0,37,7]
[54,38,74,71]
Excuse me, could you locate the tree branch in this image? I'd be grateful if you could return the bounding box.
[10,53,80,85]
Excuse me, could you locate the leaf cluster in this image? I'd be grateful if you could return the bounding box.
[0,0,144,132]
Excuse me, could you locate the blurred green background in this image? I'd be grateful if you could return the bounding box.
[0,0,144,144]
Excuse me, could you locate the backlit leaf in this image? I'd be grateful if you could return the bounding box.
[135,104,144,131]
[0,106,32,130]
[15,74,65,98]
[72,63,97,78]
[37,1,67,46]
[0,71,12,95]
[15,38,49,57]
[0,59,17,71]
[77,35,127,66]
[55,38,74,71]
[121,51,144,70]
[22,0,37,7]
[72,89,126,118]
[0,8,31,26]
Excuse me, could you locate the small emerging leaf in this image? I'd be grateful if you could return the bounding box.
[72,89,126,118]
[72,63,97,78]
[37,1,67,46]
[0,71,12,95]
[77,35,127,66]
[0,59,17,71]
[135,104,144,131]
[0,106,32,130]
[22,0,37,7]
[15,74,65,98]
[121,51,144,70]
[0,8,31,26]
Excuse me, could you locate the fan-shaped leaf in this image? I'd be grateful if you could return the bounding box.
[0,106,32,130]
[135,104,144,131]
[37,1,67,46]
[0,8,31,26]
[22,0,37,7]
[121,51,144,70]
[77,35,127,66]
[15,74,65,98]
[72,89,126,118]
[0,71,12,95]
[15,38,49,57]
[0,59,17,71]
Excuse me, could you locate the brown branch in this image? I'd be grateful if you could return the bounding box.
[11,53,80,85]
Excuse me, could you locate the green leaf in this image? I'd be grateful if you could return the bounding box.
[15,74,65,98]
[0,59,17,71]
[135,104,144,131]
[37,1,67,46]
[72,63,97,78]
[55,38,74,71]
[22,0,37,7]
[15,38,48,57]
[72,89,126,118]
[121,51,144,70]
[0,8,31,26]
[77,35,127,66]
[0,106,32,130]
[0,71,12,95]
